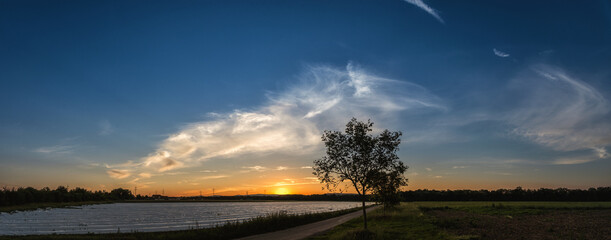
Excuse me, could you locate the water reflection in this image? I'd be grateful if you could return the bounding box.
[0,201,371,235]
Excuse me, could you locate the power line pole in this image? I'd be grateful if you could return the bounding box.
[212,188,215,196]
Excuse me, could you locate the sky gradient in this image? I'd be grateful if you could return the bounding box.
[1,0,610,196]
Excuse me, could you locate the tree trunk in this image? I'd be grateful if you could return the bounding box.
[362,199,367,229]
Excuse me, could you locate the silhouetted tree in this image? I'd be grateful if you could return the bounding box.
[372,170,407,213]
[110,188,135,200]
[313,118,407,229]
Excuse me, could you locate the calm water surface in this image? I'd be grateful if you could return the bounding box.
[0,201,367,235]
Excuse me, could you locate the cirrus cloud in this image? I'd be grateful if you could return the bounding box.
[493,48,510,58]
[113,63,445,176]
[509,64,611,164]
[403,0,445,24]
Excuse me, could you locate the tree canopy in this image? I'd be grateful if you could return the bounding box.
[313,118,407,228]
[0,186,135,206]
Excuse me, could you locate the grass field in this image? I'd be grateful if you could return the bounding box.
[309,202,611,240]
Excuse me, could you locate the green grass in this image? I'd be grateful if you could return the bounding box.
[0,207,362,240]
[413,201,611,208]
[308,202,611,240]
[0,201,114,213]
[308,204,458,240]
[415,201,611,215]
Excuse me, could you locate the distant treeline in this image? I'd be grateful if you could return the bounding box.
[0,186,134,206]
[2,186,610,206]
[400,187,611,201]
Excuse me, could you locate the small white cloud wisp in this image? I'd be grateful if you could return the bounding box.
[403,0,445,24]
[107,63,444,179]
[493,48,510,58]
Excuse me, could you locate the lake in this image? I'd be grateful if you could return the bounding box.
[0,201,367,235]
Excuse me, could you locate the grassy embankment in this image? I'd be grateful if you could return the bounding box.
[0,207,363,240]
[309,201,611,240]
[0,201,114,213]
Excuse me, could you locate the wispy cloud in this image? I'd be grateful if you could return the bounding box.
[242,166,268,172]
[199,175,228,180]
[403,0,445,24]
[552,157,597,165]
[509,65,611,162]
[107,169,130,179]
[34,145,74,154]
[142,151,183,172]
[493,48,510,57]
[485,171,513,176]
[118,63,444,175]
[138,173,153,178]
[99,120,114,136]
[551,147,609,165]
[592,147,609,159]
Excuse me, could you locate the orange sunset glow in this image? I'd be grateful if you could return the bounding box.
[1,0,610,201]
[274,188,291,195]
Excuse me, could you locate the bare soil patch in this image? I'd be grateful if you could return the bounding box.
[427,209,611,240]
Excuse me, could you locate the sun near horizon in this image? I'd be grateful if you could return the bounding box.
[274,188,291,195]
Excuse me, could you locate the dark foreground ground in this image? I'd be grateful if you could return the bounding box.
[425,207,611,240]
[311,202,611,240]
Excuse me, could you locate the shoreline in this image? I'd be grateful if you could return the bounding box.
[0,201,114,214]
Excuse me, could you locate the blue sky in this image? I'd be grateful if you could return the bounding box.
[1,0,610,195]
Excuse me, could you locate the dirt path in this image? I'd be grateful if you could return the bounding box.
[236,205,380,240]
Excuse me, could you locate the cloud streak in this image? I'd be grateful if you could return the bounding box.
[115,63,444,176]
[493,48,510,57]
[242,166,268,172]
[34,145,74,154]
[199,175,228,180]
[509,65,611,163]
[107,169,130,179]
[403,0,445,24]
[553,157,598,165]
